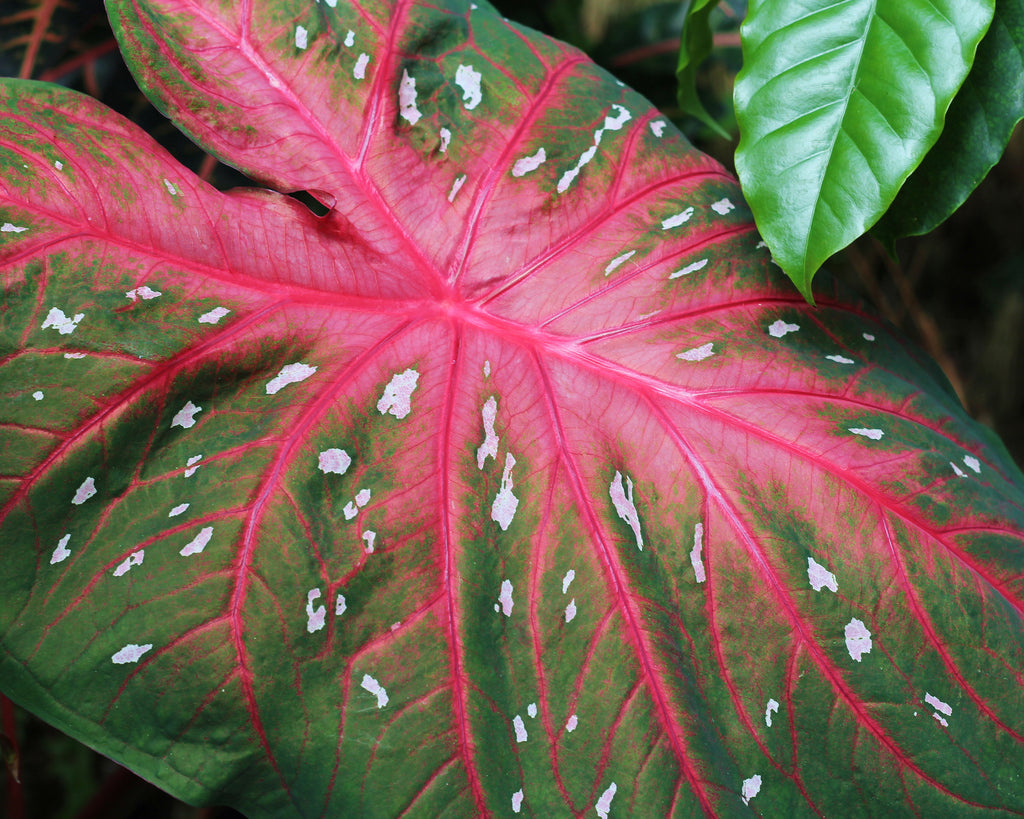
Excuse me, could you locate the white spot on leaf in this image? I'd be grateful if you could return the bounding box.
[377,368,419,419]
[399,69,421,124]
[483,360,491,377]
[557,105,631,193]
[362,530,376,553]
[661,207,694,230]
[344,29,354,46]
[565,599,577,622]
[491,452,519,530]
[439,127,451,152]
[335,593,346,615]
[318,448,351,475]
[172,401,202,429]
[677,342,714,362]
[266,362,317,394]
[477,396,499,469]
[63,352,86,359]
[690,522,706,583]
[561,569,575,593]
[72,477,96,505]
[768,319,799,338]
[513,714,527,742]
[54,160,63,170]
[765,698,779,727]
[184,454,202,477]
[807,557,837,592]
[595,783,617,818]
[306,588,326,633]
[604,250,635,275]
[353,53,369,80]
[963,455,981,473]
[610,471,643,550]
[32,391,43,401]
[1,222,28,233]
[50,534,71,565]
[168,503,189,517]
[198,306,231,324]
[455,64,482,109]
[669,258,707,279]
[826,354,855,365]
[711,198,735,215]
[448,174,467,202]
[512,147,546,177]
[163,178,177,196]
[355,488,371,506]
[512,789,524,813]
[42,307,84,335]
[849,427,883,440]
[126,286,161,301]
[950,461,966,478]
[650,120,666,137]
[845,618,872,662]
[497,579,514,616]
[180,526,213,556]
[925,692,952,725]
[566,713,578,732]
[741,774,762,805]
[112,643,152,664]
[295,25,308,49]
[527,703,537,718]
[360,674,388,708]
[113,550,144,577]
[863,332,876,341]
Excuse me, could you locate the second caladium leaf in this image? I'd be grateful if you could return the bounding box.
[2,0,1024,816]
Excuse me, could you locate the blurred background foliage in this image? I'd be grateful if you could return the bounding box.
[2,0,1022,816]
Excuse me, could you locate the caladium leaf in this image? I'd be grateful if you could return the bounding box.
[2,1,1024,816]
[734,0,995,299]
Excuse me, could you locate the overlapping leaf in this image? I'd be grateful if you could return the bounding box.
[2,0,1024,816]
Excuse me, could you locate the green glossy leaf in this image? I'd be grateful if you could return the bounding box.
[675,0,731,138]
[734,0,995,299]
[873,0,1024,245]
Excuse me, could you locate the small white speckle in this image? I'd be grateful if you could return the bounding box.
[439,127,451,152]
[512,714,527,742]
[609,471,643,550]
[171,401,202,429]
[807,557,838,592]
[711,198,735,215]
[950,461,966,478]
[362,530,377,553]
[669,258,707,279]
[318,448,351,475]
[491,452,519,531]
[561,569,575,593]
[566,713,578,732]
[168,503,190,517]
[765,699,779,727]
[595,782,617,818]
[604,250,636,276]
[198,306,230,324]
[266,362,317,395]
[344,29,354,46]
[455,64,483,110]
[565,599,577,622]
[512,789,524,813]
[125,286,162,301]
[113,550,144,577]
[677,342,714,362]
[448,174,467,202]
[112,643,152,664]
[163,178,177,196]
[741,774,761,805]
[378,369,420,420]
[54,160,63,170]
[933,712,949,727]
[72,476,96,505]
[353,53,369,79]
[497,579,514,616]
[42,307,84,335]
[295,25,308,49]
[863,333,876,341]
[32,391,43,401]
[360,674,389,708]
[335,593,346,615]
[483,360,491,377]
[399,68,421,125]
[662,207,694,230]
[180,526,213,556]
[527,703,537,718]
[845,618,872,662]
[477,396,499,469]
[849,427,884,440]
[1,222,28,233]
[50,534,71,565]
[690,522,706,583]
[512,147,546,177]
[63,352,86,359]
[184,454,203,477]
[963,455,981,473]
[306,588,326,633]
[768,319,800,338]
[650,120,666,137]
[826,354,855,365]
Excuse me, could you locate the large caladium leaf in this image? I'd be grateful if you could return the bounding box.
[3,0,1024,815]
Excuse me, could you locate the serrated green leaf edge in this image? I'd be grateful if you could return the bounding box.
[873,0,1024,246]
[734,0,996,300]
